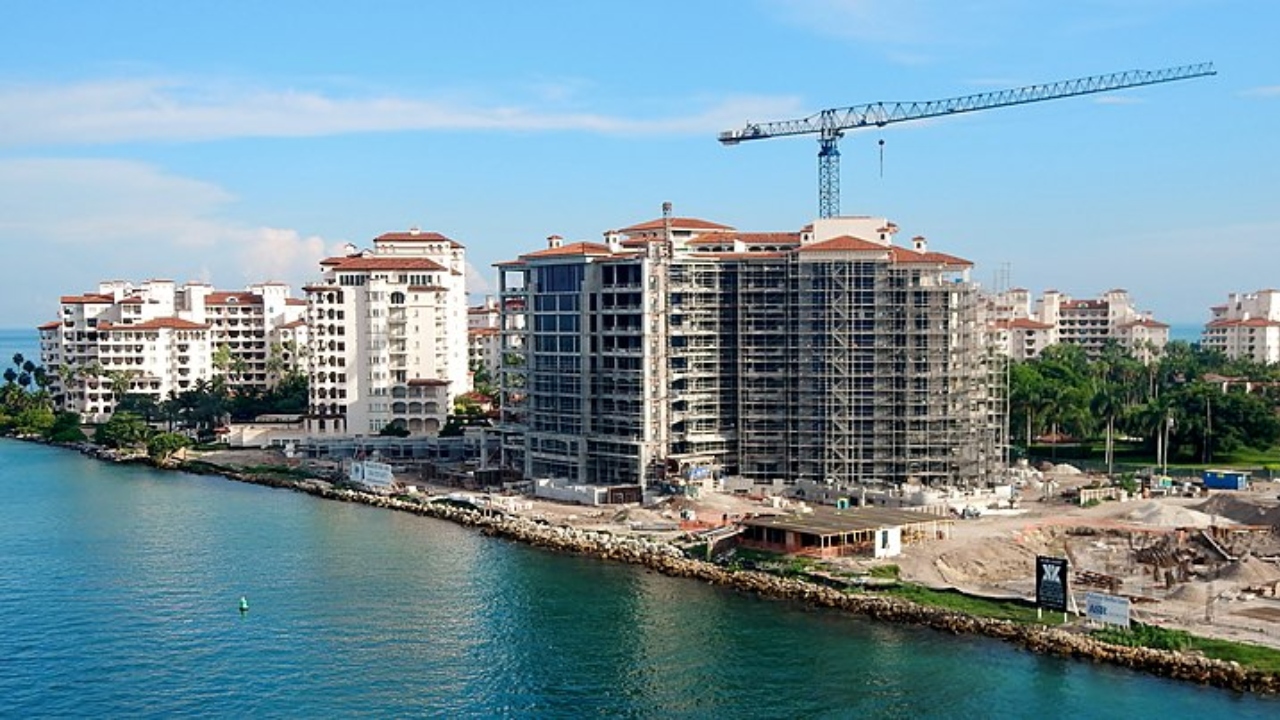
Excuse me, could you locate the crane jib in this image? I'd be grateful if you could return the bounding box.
[717,62,1215,218]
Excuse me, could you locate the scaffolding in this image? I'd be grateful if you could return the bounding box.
[496,217,1007,491]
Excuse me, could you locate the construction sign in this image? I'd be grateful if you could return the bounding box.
[1036,556,1070,612]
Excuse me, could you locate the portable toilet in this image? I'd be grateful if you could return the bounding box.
[873,526,902,558]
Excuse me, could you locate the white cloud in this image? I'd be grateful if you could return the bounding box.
[1242,85,1280,98]
[237,227,333,285]
[0,77,804,147]
[0,158,336,325]
[465,261,495,299]
[0,158,233,245]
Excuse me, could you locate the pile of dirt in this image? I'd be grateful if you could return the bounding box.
[932,539,1040,586]
[1052,463,1082,475]
[1217,556,1280,586]
[1167,582,1213,604]
[1195,495,1280,527]
[1126,501,1230,529]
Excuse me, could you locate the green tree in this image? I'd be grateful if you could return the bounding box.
[95,411,151,450]
[147,432,192,465]
[12,405,55,436]
[46,412,87,443]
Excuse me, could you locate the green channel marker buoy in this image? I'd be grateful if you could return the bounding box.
[239,596,249,614]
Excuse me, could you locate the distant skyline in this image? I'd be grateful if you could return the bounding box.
[2,1,1277,327]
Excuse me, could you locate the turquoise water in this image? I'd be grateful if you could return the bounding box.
[1,440,1277,718]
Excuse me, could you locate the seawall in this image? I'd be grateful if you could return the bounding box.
[164,458,1280,695]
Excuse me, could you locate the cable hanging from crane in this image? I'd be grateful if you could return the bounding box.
[718,62,1216,219]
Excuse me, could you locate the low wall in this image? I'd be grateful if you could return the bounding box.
[177,457,1278,695]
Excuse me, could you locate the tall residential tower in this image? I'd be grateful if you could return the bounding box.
[497,211,1004,490]
[304,229,470,437]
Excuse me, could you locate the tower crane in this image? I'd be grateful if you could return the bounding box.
[719,63,1216,218]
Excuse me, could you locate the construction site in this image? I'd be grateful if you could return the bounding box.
[885,468,1280,649]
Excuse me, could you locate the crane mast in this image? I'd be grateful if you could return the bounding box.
[719,63,1216,218]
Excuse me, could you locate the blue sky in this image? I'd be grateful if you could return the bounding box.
[1,1,1276,327]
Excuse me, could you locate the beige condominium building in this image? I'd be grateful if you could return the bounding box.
[38,279,307,423]
[304,228,469,437]
[496,208,1005,490]
[1203,289,1280,364]
[987,287,1168,362]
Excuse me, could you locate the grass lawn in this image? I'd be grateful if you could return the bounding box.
[878,583,1066,625]
[1027,440,1280,475]
[887,583,1280,673]
[1094,623,1280,674]
[1188,636,1280,674]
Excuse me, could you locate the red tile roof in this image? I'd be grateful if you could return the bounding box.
[888,246,973,267]
[1005,318,1054,330]
[520,241,614,260]
[617,217,734,233]
[278,319,307,330]
[207,292,263,305]
[60,293,114,304]
[740,232,801,245]
[796,235,890,254]
[469,327,499,336]
[374,230,464,248]
[320,256,449,271]
[38,321,61,331]
[1120,319,1170,329]
[1207,317,1280,328]
[100,318,210,331]
[285,298,307,306]
[684,232,735,246]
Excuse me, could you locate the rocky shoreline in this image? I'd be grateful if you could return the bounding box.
[158,455,1280,696]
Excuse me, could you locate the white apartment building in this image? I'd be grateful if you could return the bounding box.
[38,280,307,422]
[496,211,1005,490]
[304,228,470,437]
[987,287,1168,361]
[1203,289,1280,364]
[467,296,501,387]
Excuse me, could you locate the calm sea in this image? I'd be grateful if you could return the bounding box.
[0,327,38,370]
[1,440,1276,718]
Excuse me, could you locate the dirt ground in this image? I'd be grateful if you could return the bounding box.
[887,472,1280,649]
[194,448,1280,649]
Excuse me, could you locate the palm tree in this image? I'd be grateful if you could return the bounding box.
[212,343,232,375]
[229,355,249,386]
[105,369,136,406]
[265,342,286,385]
[159,392,181,432]
[1091,385,1123,476]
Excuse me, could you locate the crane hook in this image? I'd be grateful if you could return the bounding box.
[878,139,885,178]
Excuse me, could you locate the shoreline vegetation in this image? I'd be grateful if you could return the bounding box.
[35,440,1277,695]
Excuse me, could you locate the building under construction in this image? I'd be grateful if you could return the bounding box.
[495,209,1005,491]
